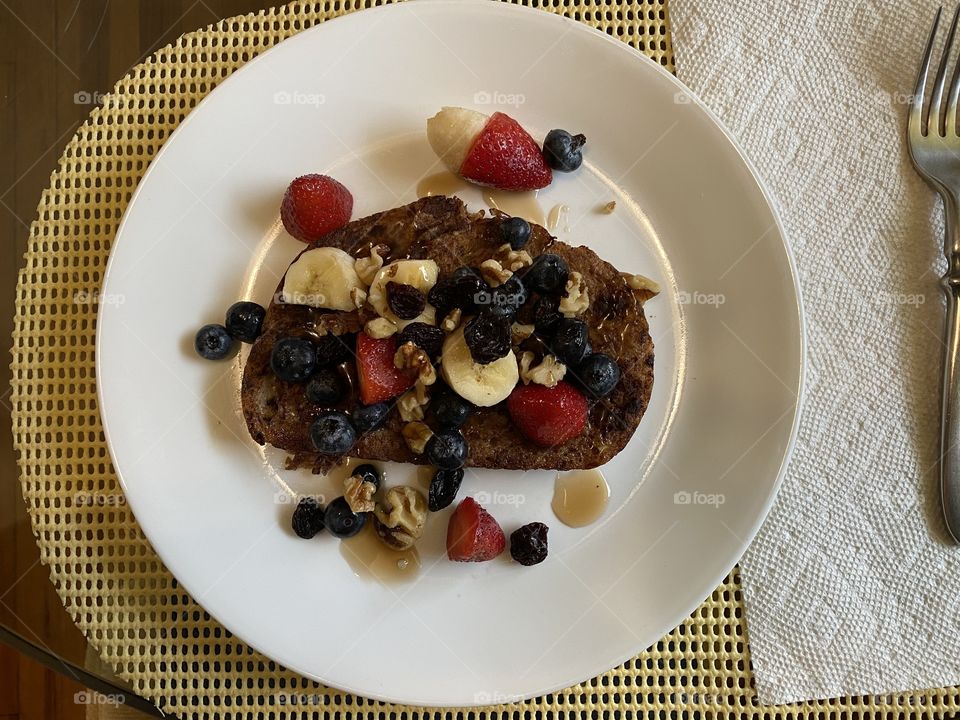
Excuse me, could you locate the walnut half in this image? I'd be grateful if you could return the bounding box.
[373,486,428,550]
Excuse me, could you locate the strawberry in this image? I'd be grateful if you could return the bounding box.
[446,497,506,562]
[460,112,552,191]
[507,381,588,447]
[281,174,353,243]
[356,333,413,405]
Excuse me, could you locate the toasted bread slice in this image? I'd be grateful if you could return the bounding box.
[241,196,654,472]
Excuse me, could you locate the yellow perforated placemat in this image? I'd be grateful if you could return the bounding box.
[10,1,960,718]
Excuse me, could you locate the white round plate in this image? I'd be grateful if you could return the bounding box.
[97,0,803,707]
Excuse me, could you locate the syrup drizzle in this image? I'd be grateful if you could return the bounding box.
[551,469,610,528]
[339,522,421,583]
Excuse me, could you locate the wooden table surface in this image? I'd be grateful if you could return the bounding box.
[0,3,302,717]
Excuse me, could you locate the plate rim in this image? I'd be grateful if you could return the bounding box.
[96,0,806,705]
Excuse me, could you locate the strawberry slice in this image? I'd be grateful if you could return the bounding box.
[356,333,413,405]
[446,497,506,562]
[281,174,353,243]
[507,381,588,447]
[460,112,552,191]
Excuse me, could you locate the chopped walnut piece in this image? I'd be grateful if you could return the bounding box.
[355,245,387,286]
[441,308,462,333]
[401,421,433,454]
[623,272,661,295]
[365,317,397,339]
[343,475,377,513]
[479,259,513,287]
[497,243,534,272]
[414,380,430,405]
[350,286,367,310]
[519,351,567,388]
[398,385,431,422]
[511,323,535,344]
[373,486,428,550]
[394,341,437,385]
[559,271,590,317]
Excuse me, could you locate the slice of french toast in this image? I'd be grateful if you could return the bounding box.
[241,195,655,472]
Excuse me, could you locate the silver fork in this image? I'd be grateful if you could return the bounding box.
[910,6,960,542]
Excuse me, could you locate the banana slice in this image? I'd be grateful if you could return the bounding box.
[367,259,439,327]
[427,107,490,174]
[440,326,519,407]
[282,247,364,311]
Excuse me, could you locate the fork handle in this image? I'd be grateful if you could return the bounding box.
[940,275,960,542]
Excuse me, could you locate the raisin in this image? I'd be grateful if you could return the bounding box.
[428,467,464,511]
[533,295,562,336]
[510,522,549,566]
[397,322,444,359]
[428,271,487,315]
[491,274,528,311]
[387,282,426,320]
[291,496,325,539]
[463,314,511,364]
[315,332,353,366]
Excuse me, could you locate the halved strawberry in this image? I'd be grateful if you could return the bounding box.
[446,497,506,562]
[281,174,353,243]
[356,333,413,405]
[507,381,588,447]
[460,112,552,191]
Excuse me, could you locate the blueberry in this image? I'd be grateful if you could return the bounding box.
[309,410,357,455]
[291,496,325,539]
[270,337,316,382]
[522,254,569,295]
[352,402,390,433]
[428,467,464,511]
[542,129,587,172]
[575,353,621,398]
[550,318,590,366]
[352,463,381,489]
[195,324,237,360]
[432,392,473,429]
[305,368,343,405]
[499,217,531,250]
[510,522,549,566]
[224,301,266,343]
[324,496,367,538]
[451,266,480,281]
[425,429,468,469]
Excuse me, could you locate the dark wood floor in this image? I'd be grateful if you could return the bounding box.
[0,2,307,716]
